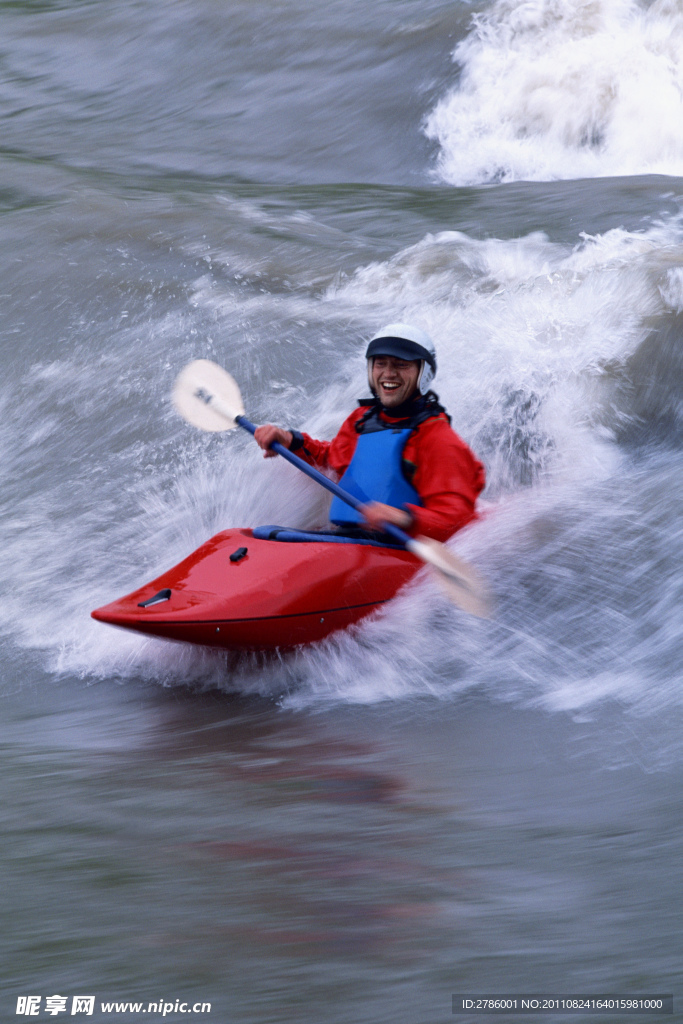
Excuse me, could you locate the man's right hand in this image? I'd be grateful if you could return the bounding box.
[253,424,294,458]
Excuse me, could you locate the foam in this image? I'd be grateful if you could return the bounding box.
[4,217,683,739]
[425,0,683,184]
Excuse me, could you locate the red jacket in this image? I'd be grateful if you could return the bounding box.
[293,405,485,543]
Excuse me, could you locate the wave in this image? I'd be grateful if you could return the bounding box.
[327,217,683,480]
[3,207,683,745]
[425,0,683,184]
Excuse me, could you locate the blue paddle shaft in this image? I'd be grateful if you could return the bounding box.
[235,415,412,548]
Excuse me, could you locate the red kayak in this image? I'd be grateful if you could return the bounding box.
[91,527,421,651]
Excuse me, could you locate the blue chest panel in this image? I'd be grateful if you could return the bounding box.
[329,427,421,526]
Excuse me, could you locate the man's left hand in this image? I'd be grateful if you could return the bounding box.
[360,502,413,532]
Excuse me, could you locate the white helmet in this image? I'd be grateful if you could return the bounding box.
[366,323,437,395]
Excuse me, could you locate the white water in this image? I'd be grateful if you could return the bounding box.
[4,208,682,731]
[3,0,682,719]
[425,0,683,184]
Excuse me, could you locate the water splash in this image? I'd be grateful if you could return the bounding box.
[425,0,683,184]
[4,210,683,735]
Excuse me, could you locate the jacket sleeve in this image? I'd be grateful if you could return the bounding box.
[402,418,485,542]
[289,431,333,468]
[288,411,361,475]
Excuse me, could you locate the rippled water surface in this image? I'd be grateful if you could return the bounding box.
[2,0,682,1021]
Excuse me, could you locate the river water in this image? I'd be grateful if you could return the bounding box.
[2,0,682,1021]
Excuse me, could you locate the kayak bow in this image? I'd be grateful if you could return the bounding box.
[91,527,422,650]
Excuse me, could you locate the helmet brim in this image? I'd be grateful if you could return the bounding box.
[366,336,436,370]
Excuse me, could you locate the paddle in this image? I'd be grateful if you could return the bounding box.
[172,359,490,617]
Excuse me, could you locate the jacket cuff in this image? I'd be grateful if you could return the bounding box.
[289,430,305,452]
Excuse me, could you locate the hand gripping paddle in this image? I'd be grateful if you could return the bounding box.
[173,359,490,617]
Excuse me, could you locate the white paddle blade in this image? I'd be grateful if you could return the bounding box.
[408,537,491,618]
[172,359,245,432]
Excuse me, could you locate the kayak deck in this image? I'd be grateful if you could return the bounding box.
[91,528,421,651]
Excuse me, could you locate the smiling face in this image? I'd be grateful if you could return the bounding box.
[370,355,421,408]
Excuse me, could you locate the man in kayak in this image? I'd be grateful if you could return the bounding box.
[254,324,485,543]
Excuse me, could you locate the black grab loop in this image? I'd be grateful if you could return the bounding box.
[138,588,172,608]
[229,546,248,563]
